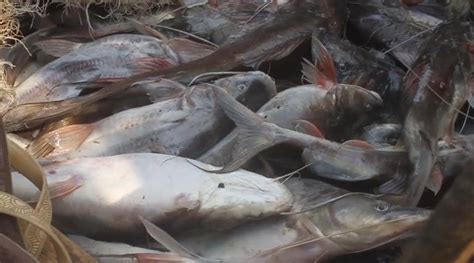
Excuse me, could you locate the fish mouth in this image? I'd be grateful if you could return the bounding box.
[385,207,432,228]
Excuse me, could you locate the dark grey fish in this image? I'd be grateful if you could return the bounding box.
[347,0,441,67]
[395,21,471,206]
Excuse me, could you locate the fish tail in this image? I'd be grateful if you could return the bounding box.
[210,86,288,173]
[28,123,94,158]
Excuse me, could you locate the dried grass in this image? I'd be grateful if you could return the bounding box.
[51,0,177,19]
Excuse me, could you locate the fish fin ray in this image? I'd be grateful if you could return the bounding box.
[294,120,324,138]
[48,175,84,200]
[311,37,337,85]
[209,86,282,173]
[34,39,81,57]
[376,174,407,195]
[166,38,217,63]
[301,58,334,89]
[139,217,202,261]
[29,124,93,158]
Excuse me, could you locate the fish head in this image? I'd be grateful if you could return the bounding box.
[332,84,383,114]
[198,170,292,230]
[326,84,383,132]
[307,193,430,252]
[214,72,277,112]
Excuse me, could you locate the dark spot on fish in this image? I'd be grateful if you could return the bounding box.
[276,106,281,109]
[218,183,225,189]
[49,170,56,175]
[159,109,162,112]
[142,195,145,200]
[263,115,268,119]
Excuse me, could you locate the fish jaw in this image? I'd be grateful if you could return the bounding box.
[197,170,293,229]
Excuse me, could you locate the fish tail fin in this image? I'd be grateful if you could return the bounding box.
[28,124,94,158]
[211,86,287,173]
[34,39,82,57]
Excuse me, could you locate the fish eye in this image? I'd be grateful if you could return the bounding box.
[237,84,247,90]
[375,202,389,212]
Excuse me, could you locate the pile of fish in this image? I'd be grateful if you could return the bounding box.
[1,0,473,262]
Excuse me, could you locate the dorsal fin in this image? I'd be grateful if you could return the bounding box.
[311,37,338,84]
[301,58,335,90]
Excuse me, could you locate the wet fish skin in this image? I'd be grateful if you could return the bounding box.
[173,1,275,45]
[1,0,346,133]
[399,21,471,206]
[12,153,292,240]
[106,0,347,84]
[199,82,383,166]
[360,123,402,147]
[14,34,181,104]
[316,32,404,118]
[206,86,474,187]
[33,72,276,160]
[347,0,439,67]
[175,178,430,262]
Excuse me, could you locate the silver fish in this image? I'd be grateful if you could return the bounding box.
[12,153,292,239]
[30,72,276,160]
[173,178,430,262]
[14,34,214,105]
